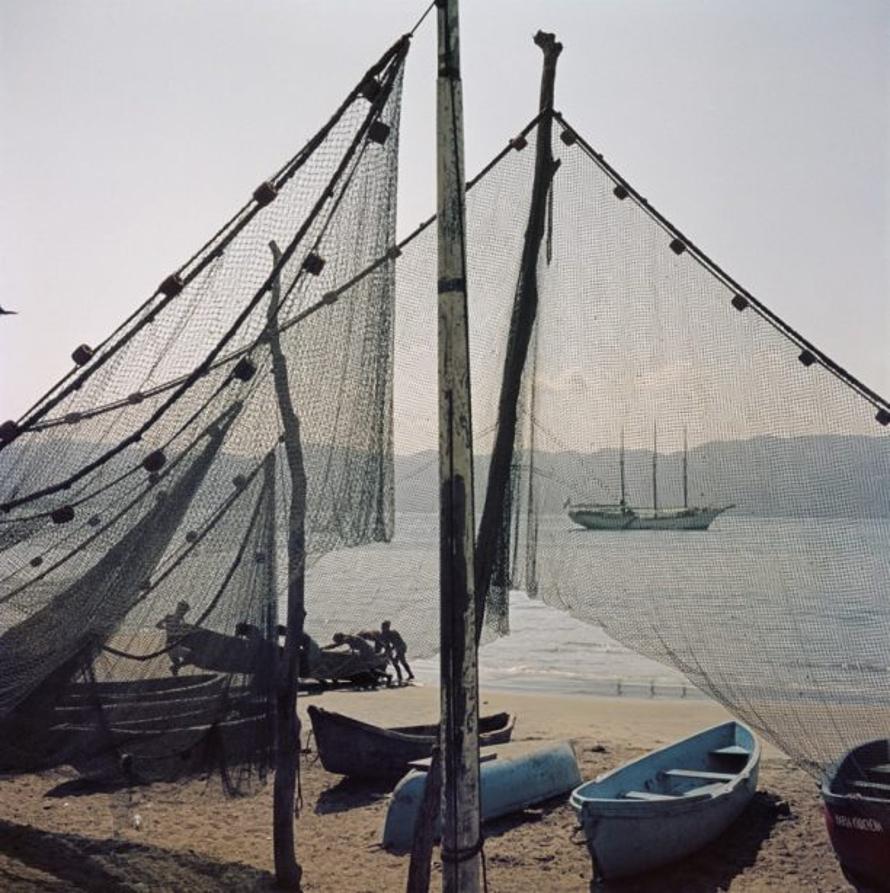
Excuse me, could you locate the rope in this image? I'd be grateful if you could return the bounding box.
[408,0,436,36]
[553,110,890,416]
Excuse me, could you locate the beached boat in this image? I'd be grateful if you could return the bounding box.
[571,720,759,880]
[821,738,890,891]
[307,705,515,778]
[382,740,581,851]
[58,705,272,782]
[567,427,732,531]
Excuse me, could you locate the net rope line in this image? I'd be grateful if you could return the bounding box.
[0,378,234,528]
[5,36,411,439]
[0,403,243,607]
[101,464,270,661]
[0,40,409,514]
[17,103,886,458]
[551,111,890,418]
[22,111,548,438]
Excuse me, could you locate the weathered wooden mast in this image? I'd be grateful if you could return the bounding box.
[436,1,481,890]
[268,240,307,890]
[474,31,562,638]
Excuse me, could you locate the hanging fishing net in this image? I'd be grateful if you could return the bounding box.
[474,117,890,775]
[0,37,407,791]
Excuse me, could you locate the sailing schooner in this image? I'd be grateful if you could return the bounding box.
[567,427,733,531]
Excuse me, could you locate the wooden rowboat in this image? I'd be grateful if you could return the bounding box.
[571,721,760,880]
[307,705,515,778]
[822,738,890,891]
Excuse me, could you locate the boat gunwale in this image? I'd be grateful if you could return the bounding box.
[307,704,514,744]
[570,720,761,816]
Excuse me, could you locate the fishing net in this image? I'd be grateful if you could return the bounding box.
[0,37,407,791]
[473,118,890,775]
[1,29,887,792]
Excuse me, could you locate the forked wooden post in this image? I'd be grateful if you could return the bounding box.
[268,241,308,890]
[436,1,481,891]
[474,31,562,639]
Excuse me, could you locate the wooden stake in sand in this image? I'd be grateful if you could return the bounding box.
[268,240,308,890]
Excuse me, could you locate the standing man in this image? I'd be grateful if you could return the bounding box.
[380,620,414,684]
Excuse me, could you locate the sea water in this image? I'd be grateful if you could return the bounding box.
[301,513,890,700]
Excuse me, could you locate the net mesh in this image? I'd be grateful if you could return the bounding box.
[0,38,407,791]
[0,39,887,791]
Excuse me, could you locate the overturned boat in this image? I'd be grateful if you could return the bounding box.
[571,721,759,880]
[382,740,581,851]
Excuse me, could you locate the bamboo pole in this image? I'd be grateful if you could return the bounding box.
[268,241,307,890]
[436,2,481,891]
[474,31,562,639]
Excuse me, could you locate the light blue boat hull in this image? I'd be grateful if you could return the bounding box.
[382,740,581,852]
[571,721,760,880]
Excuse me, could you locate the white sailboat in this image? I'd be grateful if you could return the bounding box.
[567,427,733,531]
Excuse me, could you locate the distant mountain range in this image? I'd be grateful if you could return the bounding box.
[2,433,888,520]
[396,435,890,518]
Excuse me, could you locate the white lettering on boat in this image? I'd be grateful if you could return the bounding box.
[834,814,884,833]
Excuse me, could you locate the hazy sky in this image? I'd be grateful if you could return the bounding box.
[1,0,888,420]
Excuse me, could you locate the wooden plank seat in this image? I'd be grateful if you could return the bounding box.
[663,769,735,782]
[623,790,680,801]
[850,779,890,797]
[710,746,750,757]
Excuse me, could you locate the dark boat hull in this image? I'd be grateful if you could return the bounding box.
[308,705,515,778]
[822,739,890,892]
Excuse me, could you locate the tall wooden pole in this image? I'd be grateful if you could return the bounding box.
[436,2,481,891]
[268,241,307,890]
[474,31,562,639]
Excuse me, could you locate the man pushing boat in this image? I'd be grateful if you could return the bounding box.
[380,620,414,685]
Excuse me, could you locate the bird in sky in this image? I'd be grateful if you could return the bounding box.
[0,306,17,315]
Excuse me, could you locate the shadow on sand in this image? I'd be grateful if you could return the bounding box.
[314,774,396,815]
[0,818,275,892]
[593,790,787,892]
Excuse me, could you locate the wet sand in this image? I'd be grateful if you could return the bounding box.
[0,686,851,892]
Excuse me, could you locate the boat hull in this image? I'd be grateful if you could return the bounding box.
[307,705,515,778]
[568,506,730,531]
[571,721,760,880]
[822,739,890,891]
[382,740,581,851]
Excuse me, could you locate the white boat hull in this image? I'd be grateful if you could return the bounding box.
[568,505,731,531]
[382,740,581,852]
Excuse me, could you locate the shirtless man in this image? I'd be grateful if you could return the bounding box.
[380,620,414,684]
[155,600,193,676]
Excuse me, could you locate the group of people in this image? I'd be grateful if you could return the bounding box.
[322,621,414,686]
[157,601,414,688]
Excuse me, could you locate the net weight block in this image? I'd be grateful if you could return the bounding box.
[368,121,391,145]
[71,344,94,366]
[0,420,20,443]
[303,252,326,276]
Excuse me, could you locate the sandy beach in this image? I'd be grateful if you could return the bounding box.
[0,685,851,892]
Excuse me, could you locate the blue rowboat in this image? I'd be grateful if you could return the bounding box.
[821,738,890,891]
[382,740,581,851]
[571,721,760,881]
